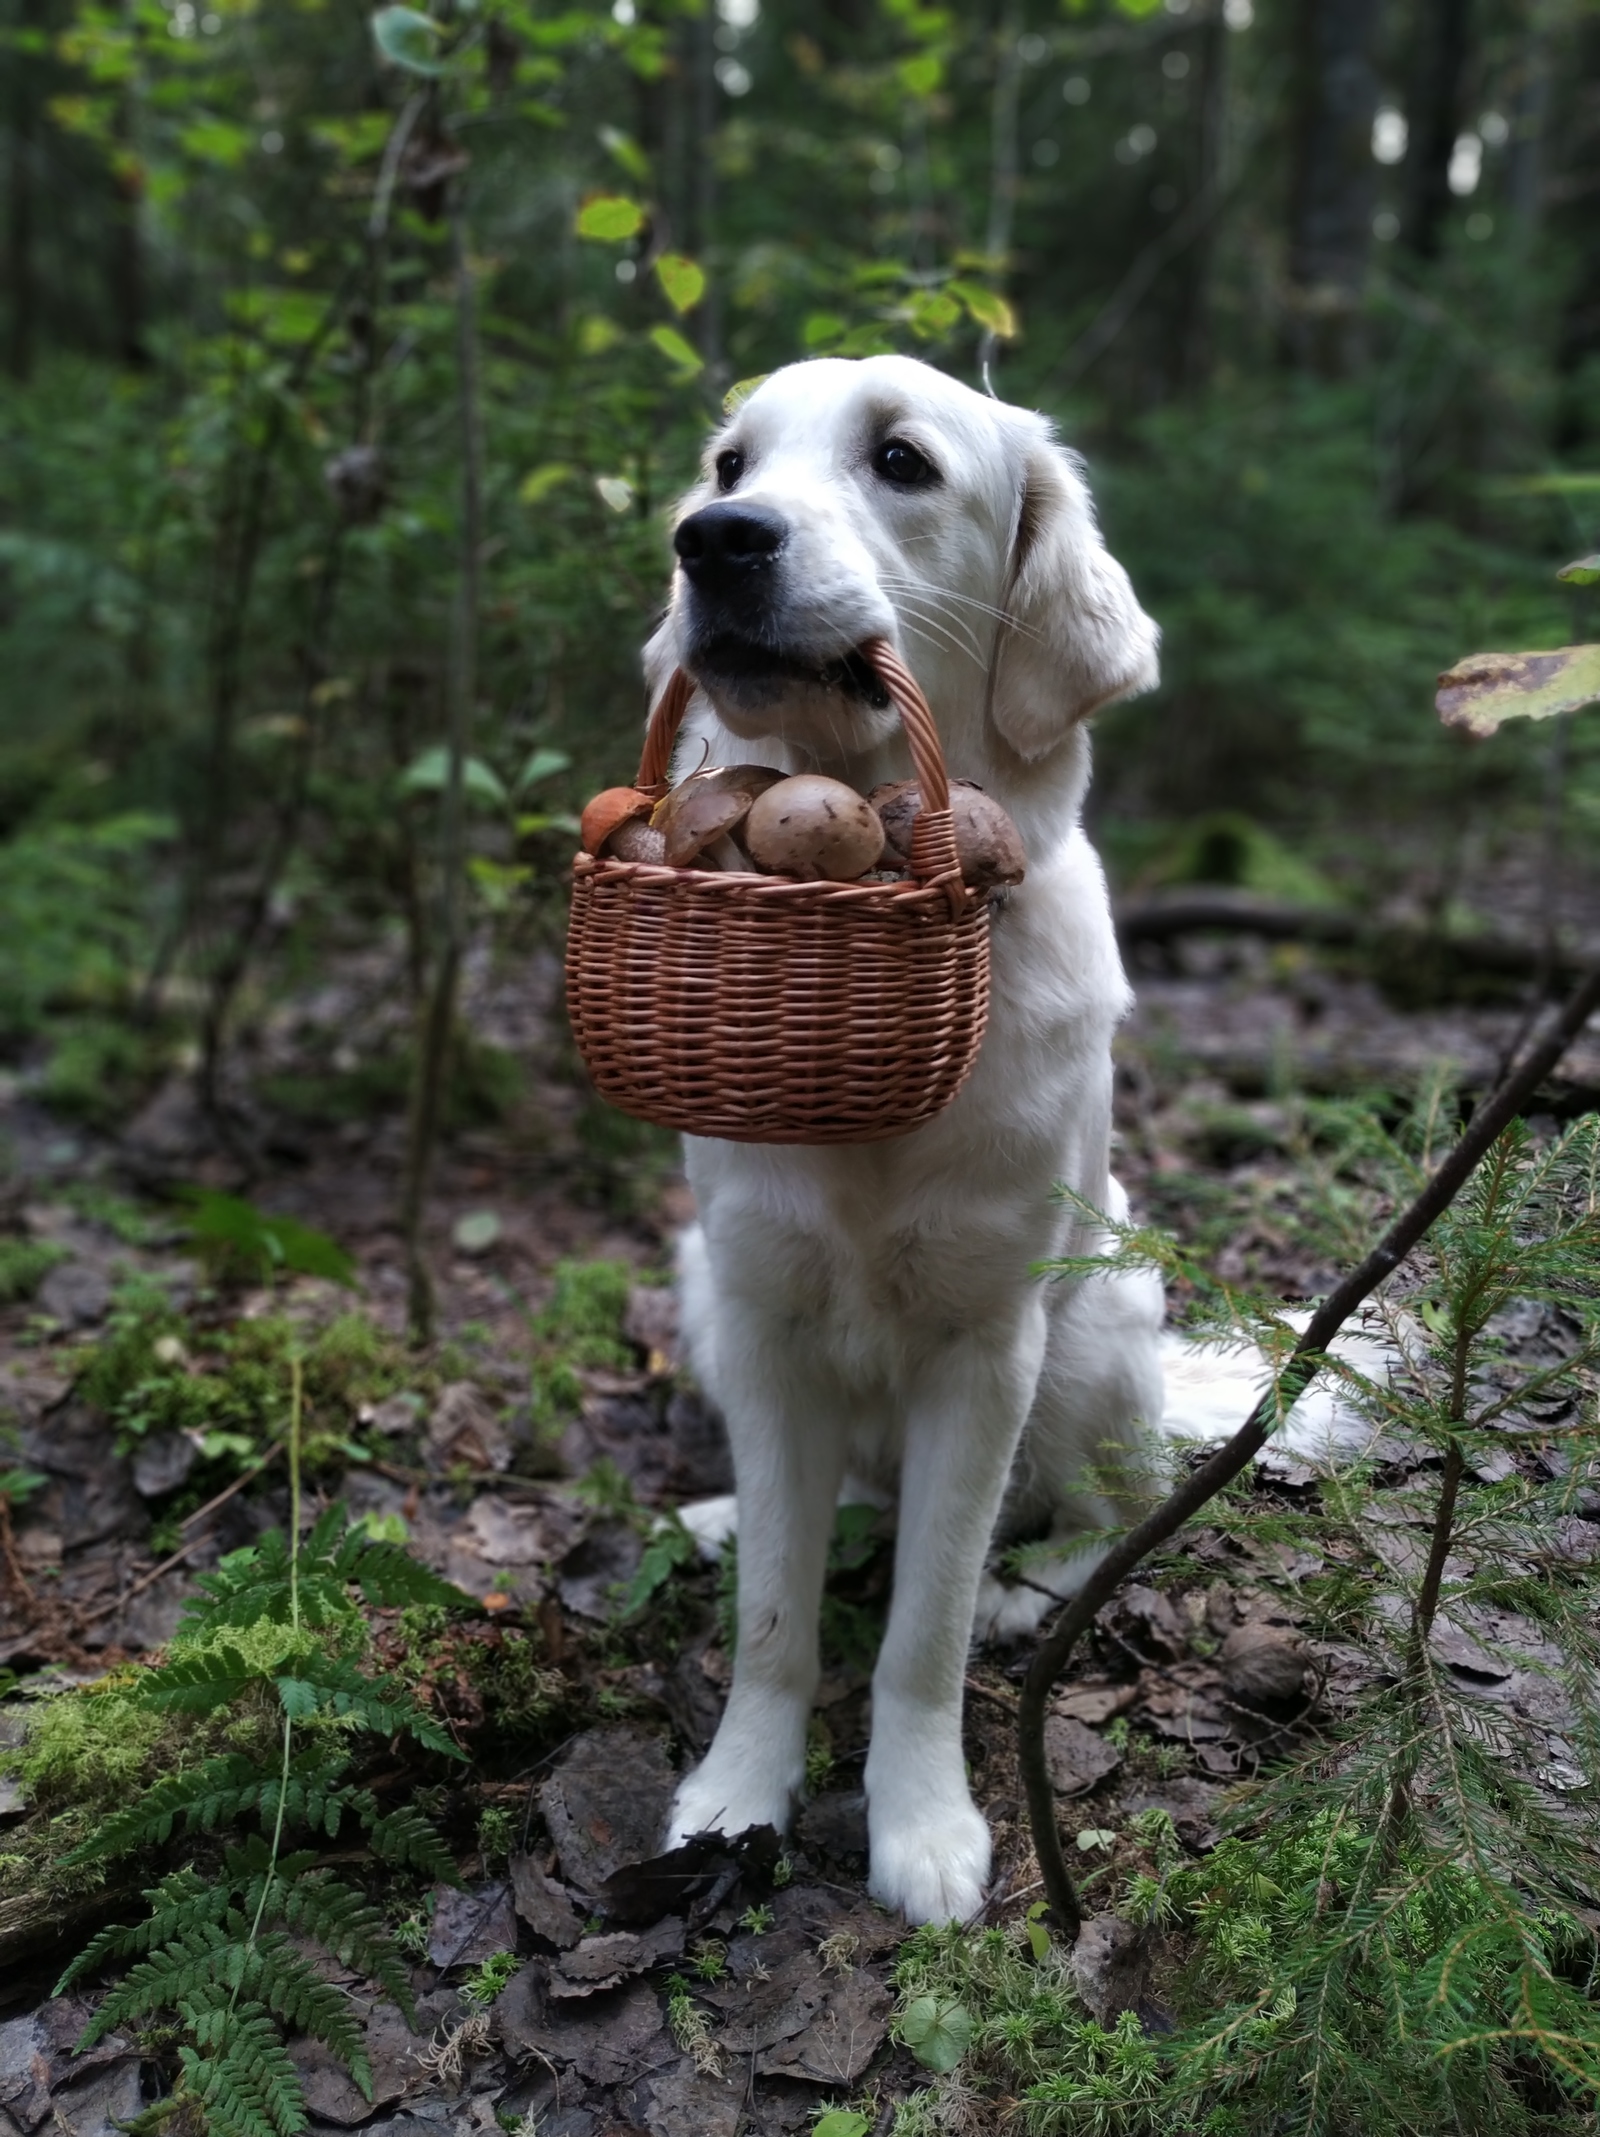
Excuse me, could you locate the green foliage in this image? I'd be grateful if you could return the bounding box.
[48,1453,473,2137]
[902,1102,1600,2133]
[0,815,172,1042]
[75,1294,416,1466]
[0,1235,66,1303]
[528,1257,633,1432]
[183,1194,355,1290]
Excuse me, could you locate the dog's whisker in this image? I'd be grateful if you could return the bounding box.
[875,583,987,664]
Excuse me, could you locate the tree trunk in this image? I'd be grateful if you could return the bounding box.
[1283,0,1382,375]
[5,0,38,381]
[1402,0,1473,259]
[1177,11,1229,393]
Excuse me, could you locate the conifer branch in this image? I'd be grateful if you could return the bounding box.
[1019,959,1600,1937]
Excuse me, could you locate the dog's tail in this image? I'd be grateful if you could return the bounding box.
[1157,1313,1396,1462]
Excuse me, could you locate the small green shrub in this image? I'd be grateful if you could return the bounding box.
[0,1235,67,1303]
[529,1258,633,1431]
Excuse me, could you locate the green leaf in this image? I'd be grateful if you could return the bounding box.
[900,1994,973,2073]
[514,745,570,791]
[453,1210,501,1254]
[897,51,943,96]
[620,1512,696,1618]
[576,193,645,241]
[1557,554,1600,585]
[813,2115,871,2137]
[371,6,446,76]
[517,462,572,504]
[178,118,254,169]
[597,124,651,181]
[398,747,509,807]
[1435,645,1600,736]
[723,374,768,414]
[654,252,705,314]
[183,1192,356,1288]
[595,475,634,513]
[948,279,1017,338]
[649,324,703,377]
[1076,1826,1117,1851]
[276,1678,319,1720]
[1025,1898,1052,1961]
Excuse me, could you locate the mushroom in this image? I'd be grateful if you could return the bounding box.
[602,818,667,864]
[744,775,887,882]
[867,778,1027,895]
[581,786,654,857]
[650,764,783,869]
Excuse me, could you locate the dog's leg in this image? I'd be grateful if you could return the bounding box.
[865,1310,1047,1924]
[975,1254,1166,1643]
[663,1300,849,1849]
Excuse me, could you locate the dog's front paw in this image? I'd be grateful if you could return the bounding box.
[664,1744,800,1851]
[867,1797,992,1926]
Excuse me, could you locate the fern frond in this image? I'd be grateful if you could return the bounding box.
[237,1933,371,2089]
[332,1529,472,1612]
[178,2004,305,2137]
[182,1534,294,1631]
[276,1870,416,2020]
[57,1868,233,1997]
[367,1802,461,1883]
[86,1921,243,2036]
[275,1651,463,1758]
[142,1644,266,1713]
[62,1749,361,1865]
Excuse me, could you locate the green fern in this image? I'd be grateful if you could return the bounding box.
[179,2003,305,2137]
[54,1364,474,2137]
[183,1504,466,1634]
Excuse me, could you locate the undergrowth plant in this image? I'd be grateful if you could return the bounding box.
[894,1096,1600,2134]
[47,1352,475,2137]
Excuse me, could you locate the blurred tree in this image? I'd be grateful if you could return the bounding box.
[1284,0,1383,374]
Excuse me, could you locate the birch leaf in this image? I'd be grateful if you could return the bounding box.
[1435,646,1600,736]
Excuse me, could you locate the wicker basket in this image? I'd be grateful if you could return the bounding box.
[565,638,991,1145]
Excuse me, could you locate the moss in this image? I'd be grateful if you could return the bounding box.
[529,1258,634,1434]
[77,1297,421,1465]
[0,1235,68,1304]
[10,1683,173,1812]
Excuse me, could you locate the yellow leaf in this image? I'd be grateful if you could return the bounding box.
[1436,646,1600,738]
[519,462,573,504]
[576,193,644,241]
[654,252,705,313]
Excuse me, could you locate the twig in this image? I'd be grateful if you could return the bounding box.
[181,1440,284,1527]
[78,1441,285,1627]
[1018,958,1600,1937]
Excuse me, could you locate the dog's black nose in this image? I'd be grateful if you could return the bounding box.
[674,503,787,590]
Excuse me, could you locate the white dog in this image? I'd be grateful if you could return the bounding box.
[646,355,1166,1926]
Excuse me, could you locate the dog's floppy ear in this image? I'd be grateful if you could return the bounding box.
[987,430,1159,761]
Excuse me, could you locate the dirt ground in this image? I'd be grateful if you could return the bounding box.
[2,910,1598,2137]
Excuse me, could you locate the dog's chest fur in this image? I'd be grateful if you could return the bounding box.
[684,820,1130,1389]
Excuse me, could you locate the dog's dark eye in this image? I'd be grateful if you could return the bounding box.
[872,438,936,487]
[715,448,745,492]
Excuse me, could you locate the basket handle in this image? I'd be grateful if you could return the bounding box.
[633,639,963,895]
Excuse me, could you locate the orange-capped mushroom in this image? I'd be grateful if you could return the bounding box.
[580,786,654,857]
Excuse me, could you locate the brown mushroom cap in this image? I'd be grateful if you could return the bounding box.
[744,775,887,882]
[649,764,784,868]
[652,783,752,867]
[866,778,1027,893]
[602,818,667,864]
[580,786,654,857]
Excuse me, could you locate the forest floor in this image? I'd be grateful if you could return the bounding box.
[2,897,1599,2137]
